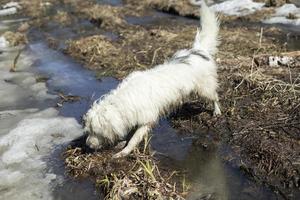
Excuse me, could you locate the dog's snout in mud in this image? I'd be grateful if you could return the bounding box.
[86,136,100,150]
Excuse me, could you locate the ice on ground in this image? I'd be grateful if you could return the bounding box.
[275,4,300,16]
[0,23,8,31]
[0,28,83,199]
[0,7,17,16]
[0,108,39,135]
[210,0,264,16]
[0,1,21,16]
[0,108,83,200]
[268,56,293,67]
[0,38,56,109]
[0,36,9,48]
[263,4,300,26]
[3,2,22,9]
[189,0,214,6]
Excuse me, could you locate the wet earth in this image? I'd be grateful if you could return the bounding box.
[0,0,299,200]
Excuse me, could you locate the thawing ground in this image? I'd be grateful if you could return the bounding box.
[0,16,276,200]
[0,0,299,200]
[0,37,280,200]
[0,16,117,199]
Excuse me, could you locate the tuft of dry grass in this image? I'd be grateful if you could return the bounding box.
[145,0,199,18]
[2,31,27,46]
[65,26,195,78]
[53,11,73,25]
[81,5,126,29]
[64,139,188,200]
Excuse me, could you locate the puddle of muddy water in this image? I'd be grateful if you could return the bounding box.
[151,121,280,200]
[96,0,123,7]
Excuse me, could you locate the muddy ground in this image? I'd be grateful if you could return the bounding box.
[2,0,299,199]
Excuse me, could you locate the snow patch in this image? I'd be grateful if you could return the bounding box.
[0,1,21,16]
[268,56,293,67]
[0,42,56,109]
[0,7,17,16]
[0,110,83,200]
[0,36,9,48]
[210,0,264,16]
[263,4,300,26]
[3,2,22,9]
[0,36,83,199]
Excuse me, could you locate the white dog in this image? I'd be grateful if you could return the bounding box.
[84,1,221,158]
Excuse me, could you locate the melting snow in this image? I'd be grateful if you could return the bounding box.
[0,2,21,16]
[263,4,300,26]
[0,32,83,199]
[0,108,82,200]
[210,0,264,16]
[0,36,9,48]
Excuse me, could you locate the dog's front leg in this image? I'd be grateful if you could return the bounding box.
[213,100,221,116]
[113,125,150,158]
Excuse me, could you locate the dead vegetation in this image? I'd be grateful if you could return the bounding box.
[53,11,73,25]
[64,139,188,199]
[81,5,127,29]
[10,0,299,198]
[145,0,199,18]
[2,31,27,46]
[66,26,194,78]
[63,0,300,196]
[10,48,22,72]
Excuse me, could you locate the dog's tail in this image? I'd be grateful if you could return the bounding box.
[193,1,219,55]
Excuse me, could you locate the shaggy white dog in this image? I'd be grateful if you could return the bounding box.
[84,1,221,158]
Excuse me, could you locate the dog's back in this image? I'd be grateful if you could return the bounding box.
[96,1,220,125]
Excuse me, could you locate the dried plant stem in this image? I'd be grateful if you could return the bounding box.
[10,49,22,72]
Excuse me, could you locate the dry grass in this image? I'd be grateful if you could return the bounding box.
[53,11,73,25]
[145,0,199,18]
[64,138,188,200]
[65,26,195,78]
[81,5,126,29]
[2,31,27,46]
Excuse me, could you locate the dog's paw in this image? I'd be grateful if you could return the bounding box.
[113,150,129,159]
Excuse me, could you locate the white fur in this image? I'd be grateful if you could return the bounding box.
[84,1,221,158]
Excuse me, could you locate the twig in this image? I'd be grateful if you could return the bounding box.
[259,27,263,49]
[151,47,161,66]
[10,49,22,72]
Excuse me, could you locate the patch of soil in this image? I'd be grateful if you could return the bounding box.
[64,141,188,200]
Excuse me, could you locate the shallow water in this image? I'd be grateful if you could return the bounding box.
[29,43,118,200]
[1,2,300,200]
[34,44,279,198]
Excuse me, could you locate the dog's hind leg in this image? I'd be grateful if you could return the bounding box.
[208,92,221,116]
[113,125,151,158]
[197,87,221,116]
[213,97,221,116]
